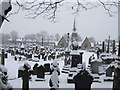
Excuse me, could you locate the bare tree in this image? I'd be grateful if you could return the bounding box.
[0,0,12,28]
[10,30,19,44]
[88,36,96,43]
[7,0,118,21]
[54,33,61,42]
[40,30,48,41]
[0,0,118,27]
[1,33,10,44]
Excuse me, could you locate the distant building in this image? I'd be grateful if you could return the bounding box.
[57,36,68,48]
[80,37,92,50]
[71,18,79,43]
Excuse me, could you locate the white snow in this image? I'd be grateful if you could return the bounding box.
[3,51,113,89]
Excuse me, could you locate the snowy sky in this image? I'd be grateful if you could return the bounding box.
[0,1,118,41]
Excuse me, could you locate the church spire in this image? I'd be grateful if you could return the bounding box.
[73,17,76,32]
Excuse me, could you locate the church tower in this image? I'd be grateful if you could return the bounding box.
[71,17,78,43]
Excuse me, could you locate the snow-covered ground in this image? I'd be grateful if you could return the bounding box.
[5,50,113,89]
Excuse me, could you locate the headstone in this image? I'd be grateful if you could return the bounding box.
[113,67,120,90]
[18,66,24,78]
[106,66,114,77]
[16,49,19,54]
[36,65,45,80]
[41,52,45,59]
[38,54,40,59]
[43,55,47,61]
[91,59,102,74]
[89,54,95,64]
[70,51,83,68]
[28,54,32,59]
[11,50,14,56]
[33,63,38,75]
[73,70,93,90]
[44,63,51,72]
[14,56,17,61]
[96,49,100,59]
[4,53,8,58]
[19,56,22,61]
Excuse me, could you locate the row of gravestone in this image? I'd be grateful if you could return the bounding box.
[8,48,64,61]
[18,63,51,79]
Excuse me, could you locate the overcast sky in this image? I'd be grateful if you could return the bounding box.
[0,2,118,41]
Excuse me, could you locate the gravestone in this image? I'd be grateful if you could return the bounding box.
[90,59,102,74]
[11,50,14,56]
[19,56,22,61]
[22,64,32,90]
[89,54,95,64]
[44,63,51,72]
[33,63,38,75]
[113,67,120,90]
[18,66,24,78]
[4,53,8,58]
[73,70,93,90]
[38,54,40,59]
[70,51,83,68]
[36,65,45,81]
[28,54,32,59]
[43,55,47,61]
[106,65,114,77]
[14,56,17,61]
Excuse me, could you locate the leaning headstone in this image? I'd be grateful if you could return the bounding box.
[36,65,45,81]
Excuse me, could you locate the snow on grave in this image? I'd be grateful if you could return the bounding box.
[4,49,114,88]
